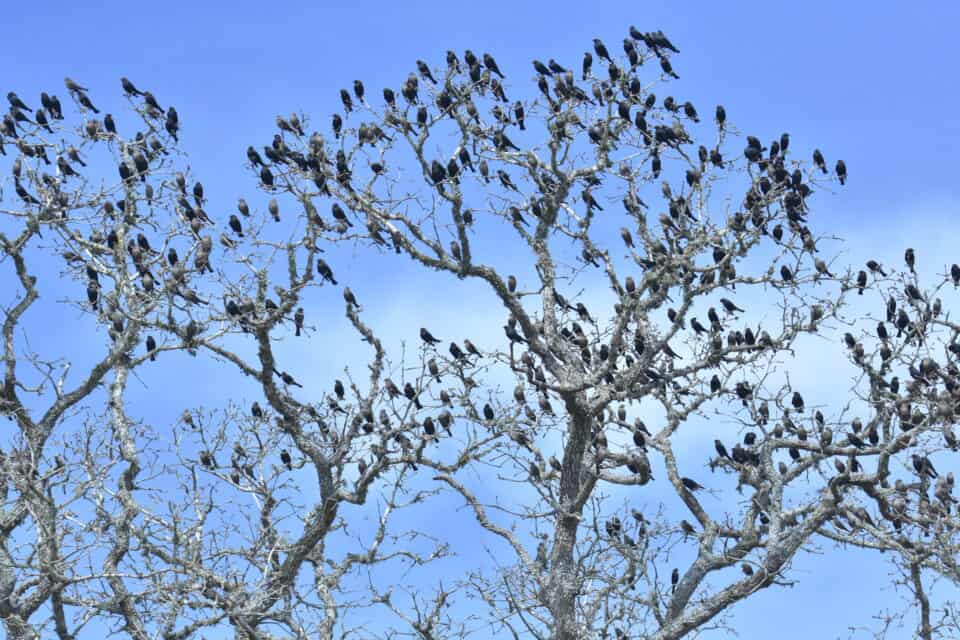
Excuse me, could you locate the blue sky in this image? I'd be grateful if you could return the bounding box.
[3,0,960,638]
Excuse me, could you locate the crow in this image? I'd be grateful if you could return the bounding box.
[420,327,441,345]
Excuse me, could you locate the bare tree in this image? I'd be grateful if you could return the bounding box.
[2,24,959,640]
[0,78,459,639]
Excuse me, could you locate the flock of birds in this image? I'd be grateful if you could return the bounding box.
[3,30,956,585]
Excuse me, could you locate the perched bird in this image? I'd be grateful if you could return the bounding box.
[464,339,481,357]
[260,166,274,188]
[7,91,32,113]
[904,247,915,274]
[142,91,163,113]
[64,77,88,93]
[416,60,437,84]
[228,214,243,236]
[294,308,304,337]
[720,298,743,314]
[483,53,504,78]
[593,38,612,63]
[483,403,495,421]
[813,149,827,174]
[420,327,441,345]
[504,324,526,344]
[340,89,353,113]
[912,454,937,479]
[317,259,338,285]
[835,160,847,185]
[120,77,143,96]
[791,392,805,412]
[714,439,730,460]
[513,101,525,130]
[659,57,679,79]
[715,104,726,127]
[280,449,292,471]
[533,59,553,76]
[343,287,358,307]
[866,260,887,276]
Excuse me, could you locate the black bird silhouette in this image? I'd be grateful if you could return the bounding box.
[866,260,887,276]
[420,327,441,345]
[340,90,353,113]
[904,247,915,273]
[165,107,179,140]
[139,91,161,114]
[791,392,804,412]
[41,93,63,119]
[593,38,612,63]
[714,439,730,460]
[483,53,504,78]
[659,57,679,79]
[277,370,303,388]
[543,60,564,76]
[343,287,358,307]
[494,131,521,152]
[533,60,552,76]
[228,214,243,236]
[430,160,447,185]
[317,259,338,285]
[294,308,304,337]
[7,92,31,112]
[715,104,726,127]
[513,101,525,130]
[814,259,834,279]
[246,146,264,166]
[446,50,461,72]
[120,77,142,96]
[483,403,495,421]
[74,90,99,112]
[504,324,527,343]
[720,298,743,314]
[403,382,422,409]
[813,149,827,174]
[855,270,867,295]
[416,59,437,84]
[260,166,274,188]
[912,454,937,479]
[383,87,396,107]
[582,52,593,79]
[835,160,847,185]
[280,450,292,470]
[64,77,88,93]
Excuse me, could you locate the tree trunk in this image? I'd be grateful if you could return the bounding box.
[549,396,592,639]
